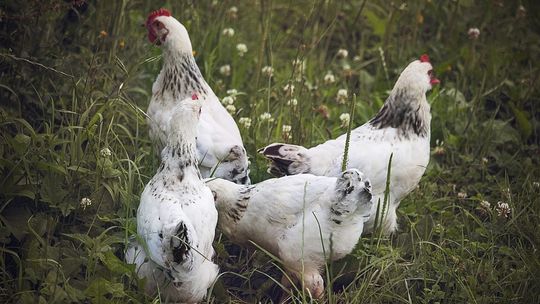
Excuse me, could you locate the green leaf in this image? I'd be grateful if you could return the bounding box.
[85,277,126,301]
[0,226,11,244]
[63,233,95,247]
[36,161,68,176]
[363,9,386,37]
[67,165,92,174]
[482,120,519,145]
[99,250,134,275]
[509,102,532,140]
[12,133,31,154]
[40,174,71,216]
[5,185,36,200]
[0,204,32,241]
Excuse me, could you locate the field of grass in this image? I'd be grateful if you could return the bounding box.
[1,0,539,303]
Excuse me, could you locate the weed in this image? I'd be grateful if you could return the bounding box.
[0,0,538,303]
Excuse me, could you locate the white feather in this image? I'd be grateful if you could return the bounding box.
[146,14,250,185]
[207,169,372,298]
[260,58,437,234]
[128,99,219,303]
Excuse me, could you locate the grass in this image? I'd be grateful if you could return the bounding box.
[1,0,539,303]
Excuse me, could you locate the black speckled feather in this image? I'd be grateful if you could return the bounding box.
[158,54,208,100]
[369,88,428,138]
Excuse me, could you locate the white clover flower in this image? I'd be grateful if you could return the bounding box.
[236,43,248,56]
[239,117,252,129]
[222,28,235,37]
[100,147,112,157]
[283,83,295,96]
[434,142,445,156]
[342,63,351,71]
[337,89,348,98]
[339,113,350,128]
[287,98,298,107]
[226,89,238,96]
[482,157,489,164]
[282,124,292,138]
[221,96,234,105]
[496,201,511,218]
[457,192,467,199]
[261,66,274,77]
[433,146,445,156]
[304,80,318,91]
[227,6,238,18]
[353,55,361,62]
[324,71,336,84]
[219,64,231,76]
[80,197,92,210]
[533,182,540,188]
[226,104,236,114]
[260,112,272,121]
[468,27,480,40]
[292,59,305,71]
[434,139,445,156]
[477,200,491,216]
[337,48,348,58]
[336,89,348,104]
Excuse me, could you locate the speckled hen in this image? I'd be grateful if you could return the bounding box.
[145,8,250,184]
[260,55,440,235]
[207,169,372,299]
[126,96,218,303]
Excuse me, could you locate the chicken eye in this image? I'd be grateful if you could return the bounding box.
[153,20,164,30]
[428,70,433,76]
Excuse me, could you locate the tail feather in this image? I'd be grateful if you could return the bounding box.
[331,169,373,225]
[258,143,311,176]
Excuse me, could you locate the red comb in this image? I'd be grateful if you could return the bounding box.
[419,54,430,63]
[192,93,199,100]
[146,8,171,26]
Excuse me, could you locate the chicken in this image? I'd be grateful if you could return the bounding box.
[126,96,219,303]
[259,55,440,235]
[145,8,250,184]
[206,169,372,299]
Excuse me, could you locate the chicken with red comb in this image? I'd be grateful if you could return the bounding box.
[260,56,440,235]
[143,8,251,185]
[147,8,171,24]
[146,8,171,45]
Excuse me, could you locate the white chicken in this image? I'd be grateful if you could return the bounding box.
[126,96,219,303]
[259,55,440,235]
[145,8,250,184]
[206,169,372,299]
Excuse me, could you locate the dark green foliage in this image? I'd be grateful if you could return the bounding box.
[0,0,538,303]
